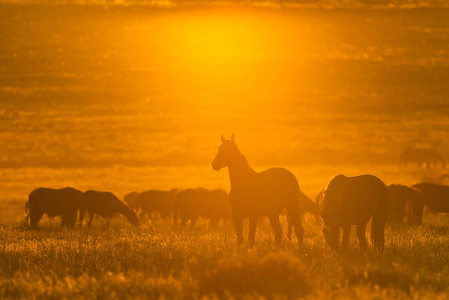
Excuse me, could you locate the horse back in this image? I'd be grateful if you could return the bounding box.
[229,167,300,218]
[29,187,82,216]
[322,174,388,226]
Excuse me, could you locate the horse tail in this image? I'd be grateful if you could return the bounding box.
[286,183,304,244]
[173,196,180,227]
[286,209,293,240]
[25,200,30,224]
[370,184,389,252]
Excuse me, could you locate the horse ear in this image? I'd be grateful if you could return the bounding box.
[231,134,234,142]
[220,134,225,142]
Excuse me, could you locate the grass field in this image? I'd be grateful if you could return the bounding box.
[1,163,449,299]
[1,206,449,299]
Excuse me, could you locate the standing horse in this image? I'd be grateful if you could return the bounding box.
[321,174,389,252]
[211,134,304,247]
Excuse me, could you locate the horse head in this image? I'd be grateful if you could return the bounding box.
[211,134,241,171]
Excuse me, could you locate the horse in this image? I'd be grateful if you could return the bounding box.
[387,184,424,225]
[173,188,231,227]
[26,187,83,230]
[211,134,304,247]
[321,174,389,252]
[79,190,140,227]
[135,189,178,219]
[123,191,140,211]
[299,192,321,223]
[412,182,449,212]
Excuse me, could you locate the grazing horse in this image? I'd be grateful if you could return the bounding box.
[135,189,178,219]
[387,184,424,225]
[211,134,304,247]
[173,188,231,227]
[299,192,321,223]
[412,182,449,212]
[123,191,140,211]
[26,187,83,230]
[79,190,140,227]
[321,174,389,252]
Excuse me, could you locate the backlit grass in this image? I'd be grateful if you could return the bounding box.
[1,208,448,299]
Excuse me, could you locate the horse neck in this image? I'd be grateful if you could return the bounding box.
[228,155,257,188]
[117,202,133,218]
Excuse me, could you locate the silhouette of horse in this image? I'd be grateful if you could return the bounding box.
[79,190,140,227]
[135,189,178,219]
[299,192,321,223]
[321,174,388,252]
[412,182,449,212]
[387,184,424,225]
[399,147,445,169]
[211,134,304,247]
[123,191,140,210]
[173,188,231,227]
[26,187,83,230]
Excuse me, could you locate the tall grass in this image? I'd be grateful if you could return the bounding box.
[1,210,449,299]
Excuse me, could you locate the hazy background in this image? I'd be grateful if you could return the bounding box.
[1,1,449,209]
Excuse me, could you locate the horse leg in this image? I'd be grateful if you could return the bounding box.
[291,217,304,245]
[286,222,293,241]
[248,218,257,247]
[191,216,199,227]
[341,224,350,249]
[30,210,43,230]
[233,215,244,246]
[88,213,94,227]
[79,209,86,228]
[356,222,368,251]
[269,215,283,247]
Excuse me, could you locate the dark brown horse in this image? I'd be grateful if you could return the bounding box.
[123,191,140,211]
[135,189,178,219]
[321,174,388,252]
[26,187,83,230]
[211,134,304,247]
[387,184,424,225]
[173,188,231,227]
[412,182,449,212]
[79,190,140,227]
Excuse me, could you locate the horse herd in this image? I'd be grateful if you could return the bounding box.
[23,135,449,252]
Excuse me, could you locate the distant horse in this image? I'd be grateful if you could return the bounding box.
[173,188,231,227]
[299,192,321,223]
[412,182,449,212]
[399,147,445,169]
[285,191,321,239]
[79,190,140,227]
[123,191,140,210]
[211,134,304,247]
[387,184,424,225]
[26,187,83,230]
[135,189,178,219]
[321,174,388,252]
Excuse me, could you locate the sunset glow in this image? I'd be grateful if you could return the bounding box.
[1,1,449,298]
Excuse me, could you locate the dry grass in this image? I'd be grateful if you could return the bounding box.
[0,204,449,299]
